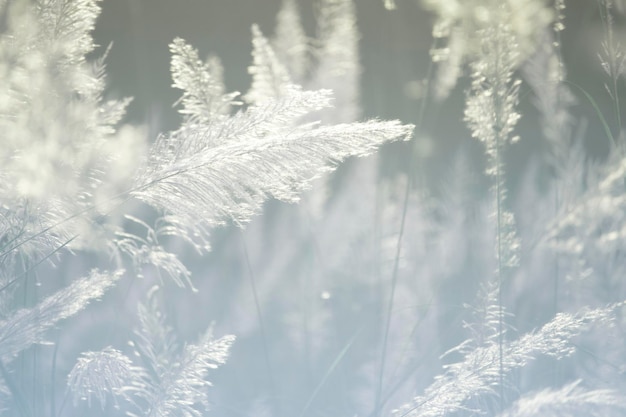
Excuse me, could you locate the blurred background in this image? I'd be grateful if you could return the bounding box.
[50,1,626,416]
[92,0,622,176]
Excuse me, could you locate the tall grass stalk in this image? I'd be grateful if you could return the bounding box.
[598,0,624,132]
[374,35,437,417]
[241,233,278,415]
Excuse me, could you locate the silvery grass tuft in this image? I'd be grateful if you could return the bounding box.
[68,286,236,417]
[421,0,553,101]
[497,380,626,417]
[0,0,413,414]
[380,0,626,416]
[2,0,626,416]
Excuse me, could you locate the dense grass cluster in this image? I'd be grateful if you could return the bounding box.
[0,0,625,416]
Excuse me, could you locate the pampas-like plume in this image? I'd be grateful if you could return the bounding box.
[67,347,136,408]
[0,269,123,362]
[392,302,624,417]
[498,380,626,417]
[133,85,413,233]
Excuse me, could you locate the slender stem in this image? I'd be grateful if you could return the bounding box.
[297,327,361,417]
[56,388,70,417]
[374,34,437,417]
[32,274,39,417]
[598,0,622,135]
[0,360,31,417]
[240,233,278,415]
[50,337,60,417]
[496,139,504,410]
[553,188,561,386]
[375,172,412,416]
[0,194,130,261]
[612,71,621,131]
[0,236,76,294]
[489,24,507,412]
